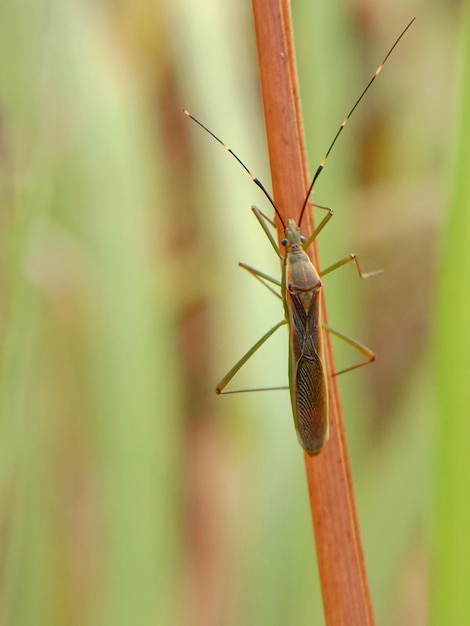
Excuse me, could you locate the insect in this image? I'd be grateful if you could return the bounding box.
[185,19,414,455]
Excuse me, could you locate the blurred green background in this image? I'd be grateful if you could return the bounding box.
[0,0,466,624]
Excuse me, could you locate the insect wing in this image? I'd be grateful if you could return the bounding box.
[287,290,329,455]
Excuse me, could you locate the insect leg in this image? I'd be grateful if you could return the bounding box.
[216,320,288,394]
[302,203,334,250]
[320,253,382,279]
[251,206,282,257]
[322,324,375,376]
[239,262,282,300]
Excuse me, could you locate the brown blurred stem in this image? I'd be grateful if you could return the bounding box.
[251,1,375,624]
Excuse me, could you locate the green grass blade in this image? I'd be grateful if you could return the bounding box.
[433,6,470,624]
[0,2,179,625]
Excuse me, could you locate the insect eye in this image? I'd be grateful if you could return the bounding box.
[281,238,288,246]
[300,236,306,244]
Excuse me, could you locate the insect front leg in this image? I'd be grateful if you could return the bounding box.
[301,202,334,250]
[251,206,282,257]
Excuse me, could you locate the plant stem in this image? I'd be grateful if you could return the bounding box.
[251,1,375,623]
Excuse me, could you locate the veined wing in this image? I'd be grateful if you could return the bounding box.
[287,290,329,455]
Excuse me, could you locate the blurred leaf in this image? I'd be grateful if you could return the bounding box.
[433,5,470,624]
[0,1,179,625]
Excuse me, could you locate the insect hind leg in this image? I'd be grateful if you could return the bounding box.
[322,324,375,376]
[216,320,288,394]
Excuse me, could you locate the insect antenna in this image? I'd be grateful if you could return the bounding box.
[184,110,286,229]
[298,17,415,227]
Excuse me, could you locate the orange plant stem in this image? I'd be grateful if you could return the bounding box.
[251,1,375,624]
